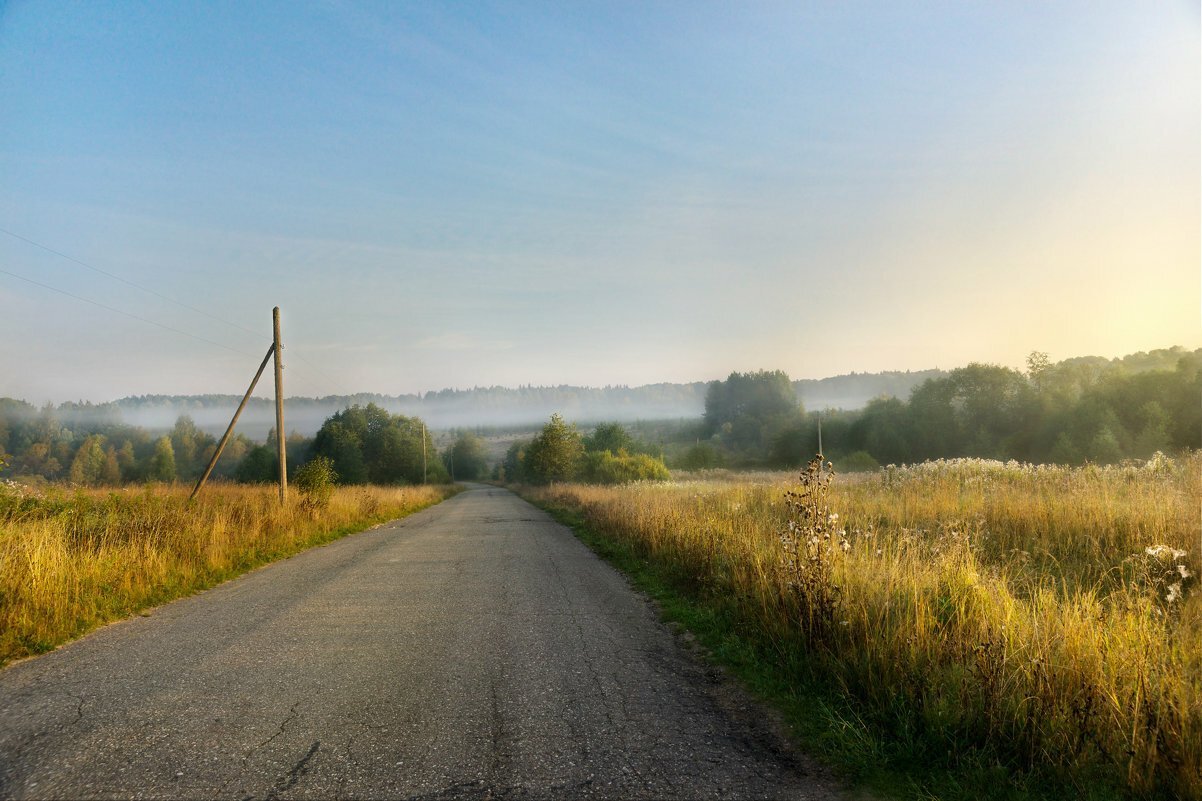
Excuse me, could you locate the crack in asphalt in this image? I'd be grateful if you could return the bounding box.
[336,719,393,801]
[215,701,302,798]
[65,692,85,728]
[486,678,505,786]
[264,740,320,800]
[0,689,88,795]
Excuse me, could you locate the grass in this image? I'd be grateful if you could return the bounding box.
[516,452,1200,800]
[0,481,456,666]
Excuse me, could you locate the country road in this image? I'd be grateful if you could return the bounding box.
[0,484,844,800]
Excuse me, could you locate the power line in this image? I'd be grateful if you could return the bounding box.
[0,226,260,336]
[2,226,350,395]
[0,267,258,358]
[286,351,345,392]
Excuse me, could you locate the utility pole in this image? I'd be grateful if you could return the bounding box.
[422,422,427,484]
[817,410,823,459]
[273,306,287,504]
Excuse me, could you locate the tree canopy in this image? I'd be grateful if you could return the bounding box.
[703,370,803,454]
[523,414,584,484]
[309,404,444,485]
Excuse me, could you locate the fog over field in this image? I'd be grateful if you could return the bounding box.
[82,368,942,439]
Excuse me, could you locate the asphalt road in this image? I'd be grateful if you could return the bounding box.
[0,484,844,800]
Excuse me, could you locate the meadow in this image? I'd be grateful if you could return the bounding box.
[521,452,1200,799]
[0,481,454,666]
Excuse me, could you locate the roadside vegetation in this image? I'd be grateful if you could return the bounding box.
[0,400,447,488]
[669,348,1201,472]
[0,479,455,666]
[2,347,1195,488]
[499,416,671,484]
[519,452,1200,799]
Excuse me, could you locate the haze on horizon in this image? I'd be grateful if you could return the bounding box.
[1,2,1198,406]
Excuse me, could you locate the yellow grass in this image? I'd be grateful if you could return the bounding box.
[523,453,1201,797]
[0,482,454,666]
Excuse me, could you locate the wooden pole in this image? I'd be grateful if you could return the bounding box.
[422,422,427,484]
[273,306,287,504]
[189,343,275,501]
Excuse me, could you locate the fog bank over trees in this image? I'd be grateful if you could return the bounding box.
[53,368,947,438]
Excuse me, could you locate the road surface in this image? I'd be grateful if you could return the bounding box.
[0,484,844,800]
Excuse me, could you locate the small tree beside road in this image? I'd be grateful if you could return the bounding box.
[524,414,583,484]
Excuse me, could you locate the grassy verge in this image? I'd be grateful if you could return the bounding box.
[513,454,1199,801]
[0,482,458,666]
[521,496,919,794]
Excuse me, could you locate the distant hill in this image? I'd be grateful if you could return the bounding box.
[56,346,1197,439]
[92,369,944,439]
[106,384,711,440]
[793,369,945,411]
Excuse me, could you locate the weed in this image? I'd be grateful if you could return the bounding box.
[519,452,1201,798]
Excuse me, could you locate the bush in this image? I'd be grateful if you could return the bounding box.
[677,442,721,470]
[834,450,879,473]
[580,451,671,484]
[294,456,338,508]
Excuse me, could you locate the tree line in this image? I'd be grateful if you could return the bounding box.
[2,345,1195,485]
[0,399,462,488]
[680,347,1200,470]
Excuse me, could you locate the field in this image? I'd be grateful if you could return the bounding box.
[0,481,454,666]
[521,453,1200,799]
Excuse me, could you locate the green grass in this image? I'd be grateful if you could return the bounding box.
[523,494,1135,801]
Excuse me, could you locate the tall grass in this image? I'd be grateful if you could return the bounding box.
[522,453,1200,799]
[0,482,454,666]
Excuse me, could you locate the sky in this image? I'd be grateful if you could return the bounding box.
[1,1,1198,403]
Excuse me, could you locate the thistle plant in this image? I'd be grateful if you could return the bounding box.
[779,454,847,646]
[1140,544,1195,615]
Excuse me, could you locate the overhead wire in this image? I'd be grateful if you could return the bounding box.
[0,226,260,336]
[1,226,351,396]
[0,267,258,358]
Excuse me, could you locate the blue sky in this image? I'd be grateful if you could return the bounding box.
[1,1,1198,402]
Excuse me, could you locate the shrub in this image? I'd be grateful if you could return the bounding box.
[294,456,338,508]
[580,451,671,484]
[835,450,879,473]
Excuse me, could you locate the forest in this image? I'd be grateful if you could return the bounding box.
[676,346,1199,470]
[0,346,1196,487]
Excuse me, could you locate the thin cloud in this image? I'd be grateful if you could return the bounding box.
[414,333,515,352]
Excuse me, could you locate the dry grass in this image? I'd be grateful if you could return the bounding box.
[0,482,454,666]
[522,453,1201,798]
